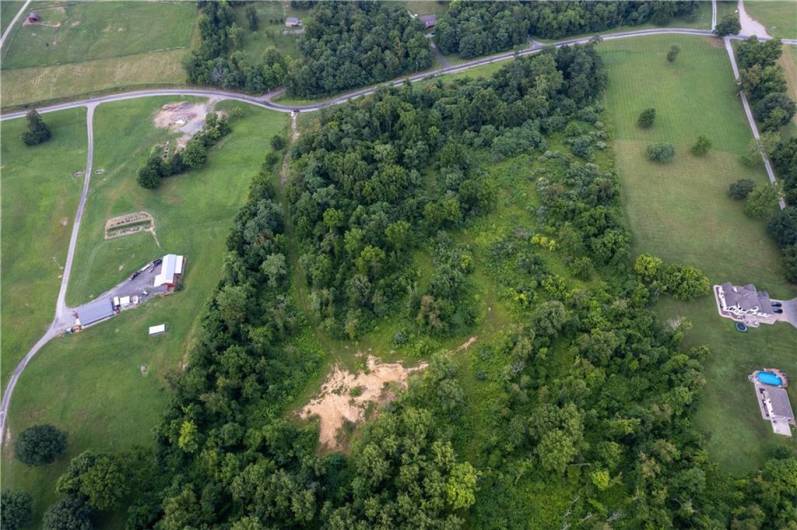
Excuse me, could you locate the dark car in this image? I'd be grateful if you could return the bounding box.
[774,308,783,314]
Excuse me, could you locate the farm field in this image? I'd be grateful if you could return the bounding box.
[0,1,196,109]
[745,0,797,39]
[0,108,85,385]
[601,35,797,473]
[1,98,289,526]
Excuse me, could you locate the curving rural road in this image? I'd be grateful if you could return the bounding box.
[1,19,795,441]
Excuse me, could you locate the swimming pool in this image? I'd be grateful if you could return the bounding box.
[757,371,784,387]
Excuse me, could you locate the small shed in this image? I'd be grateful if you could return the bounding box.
[26,11,41,24]
[149,324,166,336]
[154,254,185,291]
[285,16,302,28]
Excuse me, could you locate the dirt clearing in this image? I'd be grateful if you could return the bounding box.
[300,355,427,450]
[154,100,219,148]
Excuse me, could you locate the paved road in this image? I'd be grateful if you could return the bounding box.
[723,37,786,210]
[0,0,32,49]
[1,24,794,443]
[0,104,94,440]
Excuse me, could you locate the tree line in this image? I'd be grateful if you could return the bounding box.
[185,1,431,97]
[435,0,700,58]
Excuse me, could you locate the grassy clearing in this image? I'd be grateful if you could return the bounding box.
[403,1,450,17]
[600,35,797,473]
[745,0,797,39]
[1,108,85,385]
[0,1,195,109]
[0,0,24,34]
[1,1,195,69]
[2,98,288,526]
[234,1,304,63]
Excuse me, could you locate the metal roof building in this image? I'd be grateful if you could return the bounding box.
[154,254,184,289]
[76,298,115,327]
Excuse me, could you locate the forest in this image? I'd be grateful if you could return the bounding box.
[10,39,795,530]
[435,0,701,58]
[185,1,431,97]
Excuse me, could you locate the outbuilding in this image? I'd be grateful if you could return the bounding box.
[419,15,437,29]
[154,254,185,291]
[285,16,302,28]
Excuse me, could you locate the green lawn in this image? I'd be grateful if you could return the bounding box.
[1,108,86,385]
[2,98,289,526]
[234,1,305,63]
[745,0,797,39]
[0,1,196,109]
[0,0,24,34]
[1,1,195,69]
[600,35,797,474]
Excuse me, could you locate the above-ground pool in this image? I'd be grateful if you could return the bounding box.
[757,371,784,387]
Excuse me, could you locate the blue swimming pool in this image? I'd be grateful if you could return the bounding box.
[757,371,783,387]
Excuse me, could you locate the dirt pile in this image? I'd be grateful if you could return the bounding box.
[300,356,427,450]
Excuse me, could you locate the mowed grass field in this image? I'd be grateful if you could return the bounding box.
[1,108,85,385]
[745,0,797,39]
[600,35,797,473]
[2,98,289,526]
[781,45,797,136]
[0,1,196,109]
[0,0,24,34]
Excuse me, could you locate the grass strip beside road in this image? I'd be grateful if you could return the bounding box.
[1,107,86,386]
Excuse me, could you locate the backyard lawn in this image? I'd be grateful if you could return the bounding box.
[0,1,196,109]
[745,0,797,39]
[600,35,797,473]
[1,98,289,526]
[0,108,85,385]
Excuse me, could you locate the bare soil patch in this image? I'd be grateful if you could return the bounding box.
[300,355,427,450]
[153,100,219,148]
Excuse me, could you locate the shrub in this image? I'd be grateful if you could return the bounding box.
[691,135,712,156]
[744,185,779,219]
[15,424,67,466]
[42,495,93,530]
[715,14,741,36]
[728,178,756,200]
[1,490,33,530]
[637,108,656,128]
[271,134,287,150]
[666,45,680,63]
[646,143,675,163]
[21,109,52,146]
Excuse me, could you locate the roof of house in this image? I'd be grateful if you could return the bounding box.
[78,298,115,326]
[286,16,301,25]
[721,282,773,312]
[154,254,184,287]
[765,386,795,421]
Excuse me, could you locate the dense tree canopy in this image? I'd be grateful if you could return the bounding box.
[15,424,67,466]
[436,1,700,57]
[1,490,33,530]
[288,2,432,96]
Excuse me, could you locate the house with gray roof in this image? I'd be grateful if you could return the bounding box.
[714,283,778,326]
[750,370,795,437]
